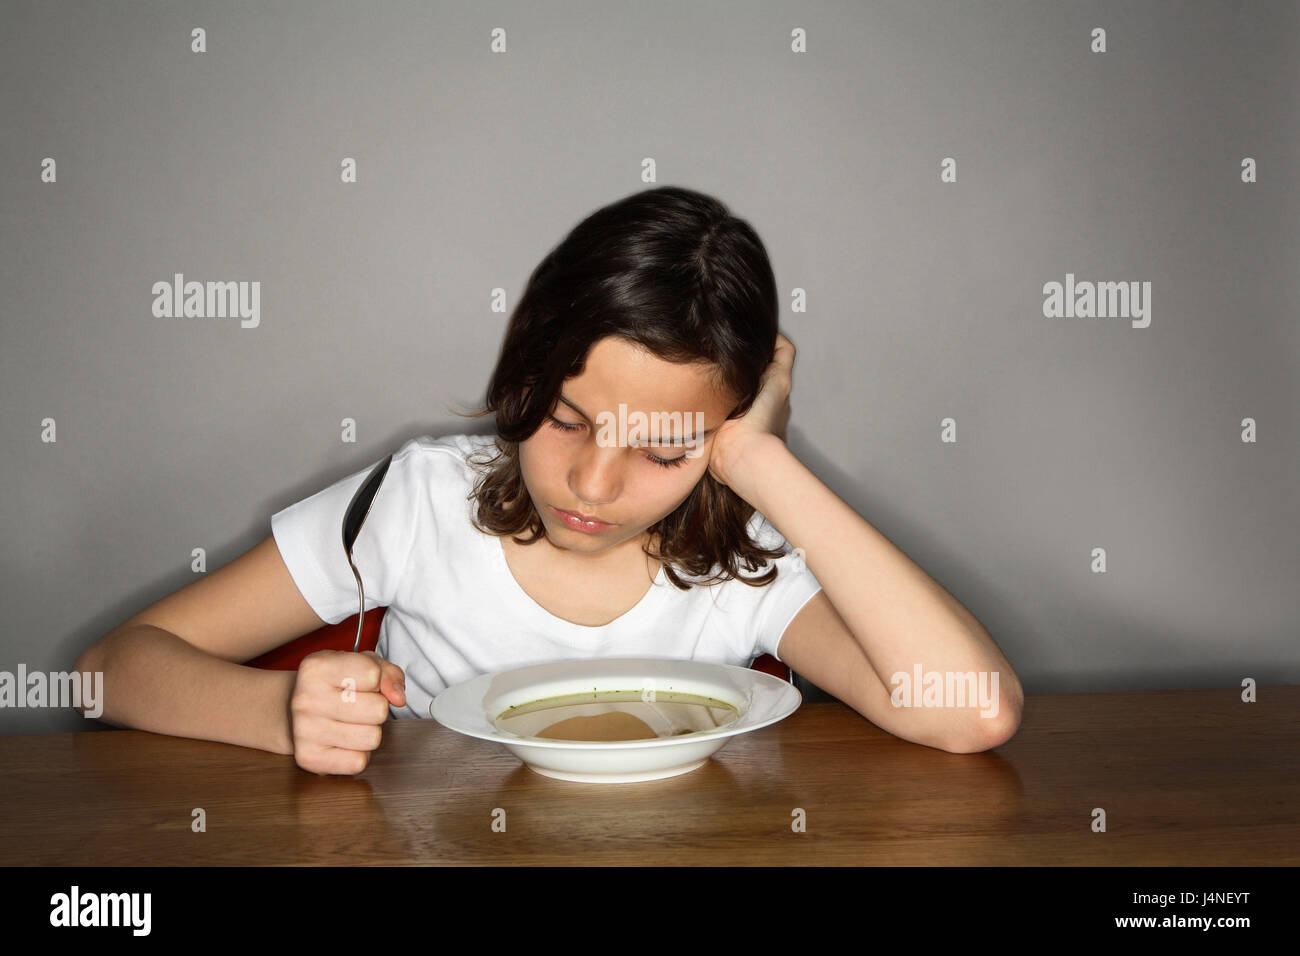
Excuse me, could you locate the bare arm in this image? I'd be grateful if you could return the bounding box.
[729,436,1023,752]
[73,534,328,755]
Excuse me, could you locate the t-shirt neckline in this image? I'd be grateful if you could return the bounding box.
[489,531,668,633]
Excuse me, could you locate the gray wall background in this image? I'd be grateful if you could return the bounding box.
[2,0,1296,735]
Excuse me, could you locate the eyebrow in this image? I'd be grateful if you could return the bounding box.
[557,394,718,444]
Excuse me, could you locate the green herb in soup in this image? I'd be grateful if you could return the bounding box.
[494,690,741,741]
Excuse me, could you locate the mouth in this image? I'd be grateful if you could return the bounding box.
[550,505,616,534]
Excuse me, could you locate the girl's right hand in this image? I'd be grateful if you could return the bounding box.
[289,649,407,775]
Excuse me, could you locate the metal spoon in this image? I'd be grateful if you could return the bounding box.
[341,454,393,653]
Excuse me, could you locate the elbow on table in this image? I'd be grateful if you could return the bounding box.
[944,695,1023,754]
[70,642,112,719]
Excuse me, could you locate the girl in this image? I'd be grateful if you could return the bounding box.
[75,186,1022,775]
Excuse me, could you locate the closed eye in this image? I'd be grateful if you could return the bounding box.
[545,414,689,469]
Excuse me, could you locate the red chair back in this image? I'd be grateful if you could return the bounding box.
[244,608,384,670]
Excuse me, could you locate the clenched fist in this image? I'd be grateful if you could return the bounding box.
[289,649,406,775]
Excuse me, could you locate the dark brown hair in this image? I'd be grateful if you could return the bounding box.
[455,185,784,590]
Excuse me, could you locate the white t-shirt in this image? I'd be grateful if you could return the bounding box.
[270,433,823,719]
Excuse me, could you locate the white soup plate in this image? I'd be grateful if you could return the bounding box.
[429,657,802,783]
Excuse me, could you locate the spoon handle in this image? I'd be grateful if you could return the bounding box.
[349,563,366,654]
[340,454,394,653]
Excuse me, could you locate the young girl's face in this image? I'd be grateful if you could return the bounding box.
[517,335,737,557]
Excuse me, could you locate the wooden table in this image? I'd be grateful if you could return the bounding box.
[2,686,1296,866]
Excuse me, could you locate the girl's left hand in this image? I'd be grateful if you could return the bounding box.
[707,332,795,489]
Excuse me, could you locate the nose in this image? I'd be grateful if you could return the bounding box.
[568,440,623,508]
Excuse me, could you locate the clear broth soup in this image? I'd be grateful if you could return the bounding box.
[494,689,742,741]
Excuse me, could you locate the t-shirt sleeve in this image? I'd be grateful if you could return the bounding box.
[737,513,824,664]
[270,439,426,625]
